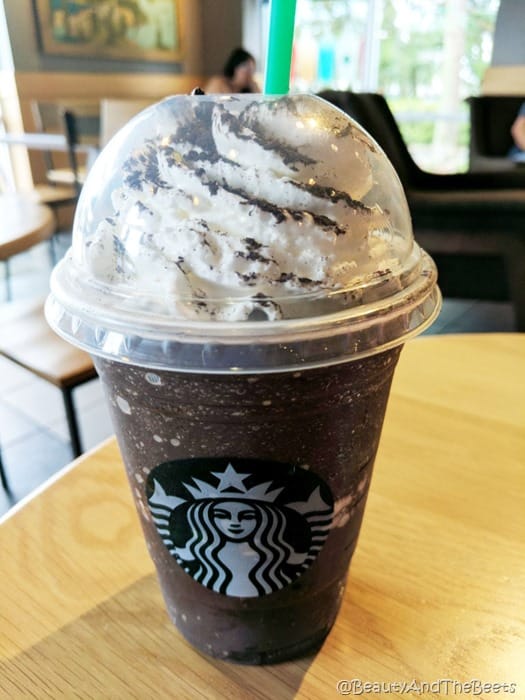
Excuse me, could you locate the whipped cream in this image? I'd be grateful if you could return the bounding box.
[80,94,407,321]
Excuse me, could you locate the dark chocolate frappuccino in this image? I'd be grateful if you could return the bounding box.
[47,93,440,663]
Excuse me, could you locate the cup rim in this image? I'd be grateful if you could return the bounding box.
[45,250,441,374]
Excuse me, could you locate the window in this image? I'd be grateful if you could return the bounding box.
[279,0,501,172]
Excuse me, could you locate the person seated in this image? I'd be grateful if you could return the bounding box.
[204,48,260,94]
[509,102,525,156]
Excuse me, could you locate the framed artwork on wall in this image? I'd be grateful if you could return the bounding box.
[33,0,184,62]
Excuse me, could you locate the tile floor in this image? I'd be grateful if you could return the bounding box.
[0,237,517,517]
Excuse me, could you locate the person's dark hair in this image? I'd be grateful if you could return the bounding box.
[223,48,255,78]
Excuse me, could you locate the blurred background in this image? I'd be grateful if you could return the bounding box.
[0,0,523,513]
[247,0,501,173]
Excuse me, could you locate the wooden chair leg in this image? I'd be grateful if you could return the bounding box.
[61,387,83,458]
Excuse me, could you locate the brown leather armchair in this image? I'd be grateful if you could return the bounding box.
[317,91,525,330]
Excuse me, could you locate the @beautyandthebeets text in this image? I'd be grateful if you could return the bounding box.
[336,679,518,696]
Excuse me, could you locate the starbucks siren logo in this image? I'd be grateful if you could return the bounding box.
[147,458,333,597]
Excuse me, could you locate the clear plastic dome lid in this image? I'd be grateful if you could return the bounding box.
[47,93,440,372]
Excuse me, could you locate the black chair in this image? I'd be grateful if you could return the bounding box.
[467,94,525,173]
[62,110,83,198]
[46,108,91,261]
[31,101,88,190]
[318,90,525,330]
[29,101,80,215]
[318,90,525,190]
[30,103,98,226]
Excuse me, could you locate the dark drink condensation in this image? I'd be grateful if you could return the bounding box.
[46,93,440,664]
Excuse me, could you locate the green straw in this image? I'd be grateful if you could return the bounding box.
[263,0,297,94]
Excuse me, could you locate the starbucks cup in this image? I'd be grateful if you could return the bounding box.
[46,94,441,664]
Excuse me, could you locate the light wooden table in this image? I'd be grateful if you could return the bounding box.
[0,192,55,262]
[0,334,523,699]
[0,192,56,301]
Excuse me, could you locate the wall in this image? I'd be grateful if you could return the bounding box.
[1,0,244,187]
[242,0,266,73]
[2,0,243,76]
[201,0,244,75]
[1,0,246,130]
[1,0,245,117]
[492,0,525,66]
[4,0,165,73]
[481,0,525,94]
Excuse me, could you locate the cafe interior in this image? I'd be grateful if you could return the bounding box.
[0,0,523,694]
